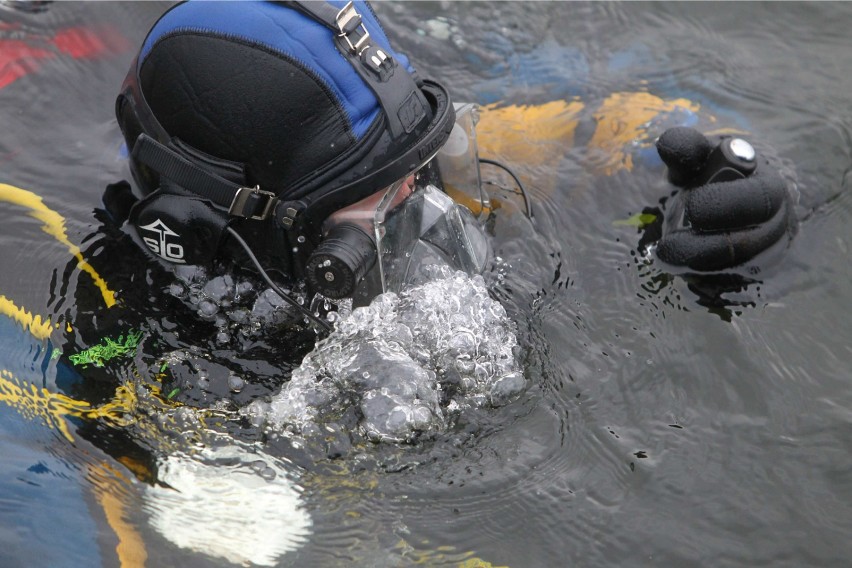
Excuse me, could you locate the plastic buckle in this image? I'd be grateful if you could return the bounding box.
[229,185,278,220]
[336,1,370,55]
[361,45,393,76]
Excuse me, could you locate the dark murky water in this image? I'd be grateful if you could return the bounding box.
[2,2,852,567]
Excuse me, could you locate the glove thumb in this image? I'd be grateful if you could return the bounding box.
[656,127,714,186]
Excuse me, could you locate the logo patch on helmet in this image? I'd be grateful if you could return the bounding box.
[140,218,186,263]
[398,91,426,134]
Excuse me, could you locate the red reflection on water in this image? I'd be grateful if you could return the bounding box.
[0,39,51,89]
[0,24,130,90]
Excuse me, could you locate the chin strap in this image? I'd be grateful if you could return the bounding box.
[132,134,279,221]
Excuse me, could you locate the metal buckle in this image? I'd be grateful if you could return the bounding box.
[229,185,278,220]
[336,1,370,55]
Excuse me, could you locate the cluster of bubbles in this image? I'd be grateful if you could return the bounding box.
[166,265,344,343]
[241,265,524,444]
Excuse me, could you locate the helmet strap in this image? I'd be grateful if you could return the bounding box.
[132,133,279,221]
[281,1,431,139]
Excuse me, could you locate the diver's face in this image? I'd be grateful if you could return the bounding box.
[323,175,415,234]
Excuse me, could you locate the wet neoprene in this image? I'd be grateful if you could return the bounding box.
[655,127,796,272]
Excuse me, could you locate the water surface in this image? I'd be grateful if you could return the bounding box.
[2,2,852,567]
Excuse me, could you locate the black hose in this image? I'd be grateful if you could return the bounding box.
[226,227,333,333]
[479,158,533,220]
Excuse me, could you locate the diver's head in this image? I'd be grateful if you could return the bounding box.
[115,0,456,297]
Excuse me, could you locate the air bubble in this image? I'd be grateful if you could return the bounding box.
[168,283,186,298]
[228,374,245,393]
[203,275,235,303]
[198,299,219,318]
[252,269,524,443]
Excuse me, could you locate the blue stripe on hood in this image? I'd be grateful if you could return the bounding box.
[139,1,413,140]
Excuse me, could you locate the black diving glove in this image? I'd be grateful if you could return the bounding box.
[654,127,796,272]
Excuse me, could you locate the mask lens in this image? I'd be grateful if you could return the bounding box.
[374,184,489,294]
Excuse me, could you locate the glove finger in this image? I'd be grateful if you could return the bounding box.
[656,127,714,186]
[657,200,792,271]
[684,168,787,231]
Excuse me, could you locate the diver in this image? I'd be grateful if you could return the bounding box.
[87,0,802,415]
[103,0,796,331]
[106,0,482,332]
[65,0,800,423]
[87,0,505,428]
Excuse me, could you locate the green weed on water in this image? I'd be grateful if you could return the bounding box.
[68,330,144,368]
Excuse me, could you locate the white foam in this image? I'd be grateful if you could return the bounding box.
[144,444,311,567]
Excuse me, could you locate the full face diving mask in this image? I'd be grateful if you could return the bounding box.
[304,103,491,302]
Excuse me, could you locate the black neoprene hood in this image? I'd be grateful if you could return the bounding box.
[116,0,455,224]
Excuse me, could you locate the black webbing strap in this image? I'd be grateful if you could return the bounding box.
[281,1,429,139]
[132,133,278,220]
[281,0,341,32]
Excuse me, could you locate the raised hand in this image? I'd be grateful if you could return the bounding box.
[654,127,796,272]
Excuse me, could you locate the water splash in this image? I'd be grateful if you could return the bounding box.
[242,266,524,444]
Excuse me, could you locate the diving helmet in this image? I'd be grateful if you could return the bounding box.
[114,0,458,293]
